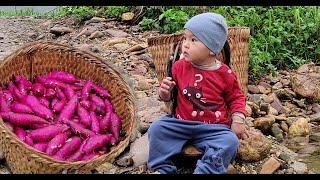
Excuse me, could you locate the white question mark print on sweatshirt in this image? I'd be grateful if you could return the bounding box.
[194,74,203,86]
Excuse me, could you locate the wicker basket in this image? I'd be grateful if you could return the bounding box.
[0,41,136,174]
[147,27,250,95]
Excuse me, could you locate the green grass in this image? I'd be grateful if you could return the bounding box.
[0,8,42,17]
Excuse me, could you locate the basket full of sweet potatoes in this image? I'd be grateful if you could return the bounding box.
[0,41,136,174]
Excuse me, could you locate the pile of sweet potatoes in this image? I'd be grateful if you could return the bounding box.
[0,71,123,162]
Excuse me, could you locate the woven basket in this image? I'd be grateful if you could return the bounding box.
[147,27,250,95]
[0,41,136,174]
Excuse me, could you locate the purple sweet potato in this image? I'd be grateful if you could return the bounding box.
[109,113,121,145]
[47,71,79,84]
[46,132,71,156]
[15,75,32,95]
[66,139,88,162]
[32,83,45,97]
[90,94,105,108]
[43,78,65,89]
[0,94,10,112]
[44,88,56,99]
[62,85,75,100]
[81,80,93,101]
[82,134,112,154]
[90,111,100,134]
[99,110,111,134]
[54,136,81,160]
[8,82,24,102]
[24,95,53,120]
[2,91,13,103]
[77,105,91,127]
[66,120,95,138]
[90,94,106,115]
[25,134,34,146]
[29,124,69,142]
[38,97,50,108]
[80,100,90,110]
[11,102,33,114]
[29,123,48,130]
[14,127,26,142]
[57,95,78,123]
[33,142,48,153]
[52,100,66,113]
[0,112,49,126]
[55,87,66,100]
[4,122,14,132]
[81,152,99,161]
[92,83,110,99]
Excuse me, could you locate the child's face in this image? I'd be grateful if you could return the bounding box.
[181,29,213,65]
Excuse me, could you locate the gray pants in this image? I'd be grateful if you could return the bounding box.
[147,115,239,174]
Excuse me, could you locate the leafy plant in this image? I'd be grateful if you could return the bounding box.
[104,6,130,19]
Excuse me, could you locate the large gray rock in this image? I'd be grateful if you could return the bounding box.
[288,118,310,137]
[130,133,149,167]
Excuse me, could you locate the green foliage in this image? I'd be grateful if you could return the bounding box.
[104,6,130,19]
[0,8,41,17]
[59,6,96,22]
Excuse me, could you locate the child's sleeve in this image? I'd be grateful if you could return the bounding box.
[224,71,247,116]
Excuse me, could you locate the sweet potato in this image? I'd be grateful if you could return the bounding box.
[29,123,48,130]
[8,82,24,102]
[32,83,45,97]
[47,71,79,84]
[2,91,13,103]
[52,100,66,113]
[0,94,10,112]
[62,85,75,100]
[80,100,90,110]
[109,113,121,145]
[25,135,34,146]
[43,78,65,89]
[66,139,87,162]
[54,136,81,160]
[92,83,110,99]
[11,102,33,114]
[81,80,93,101]
[39,97,50,108]
[99,110,111,134]
[90,111,100,134]
[44,88,56,99]
[15,75,32,95]
[90,94,105,109]
[55,87,66,101]
[24,95,54,120]
[0,112,49,126]
[29,124,69,142]
[66,120,95,138]
[90,94,106,115]
[33,142,48,153]
[4,122,14,132]
[46,132,71,156]
[57,95,78,123]
[77,105,91,127]
[14,127,26,142]
[82,134,112,154]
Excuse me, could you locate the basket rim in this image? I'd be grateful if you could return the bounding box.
[0,40,137,170]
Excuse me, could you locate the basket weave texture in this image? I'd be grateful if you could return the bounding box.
[0,41,136,174]
[147,27,250,95]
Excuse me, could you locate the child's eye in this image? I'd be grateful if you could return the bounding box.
[191,38,197,42]
[196,93,201,98]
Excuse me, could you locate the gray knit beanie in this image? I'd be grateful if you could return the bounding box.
[184,12,228,54]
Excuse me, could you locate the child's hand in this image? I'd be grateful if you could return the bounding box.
[231,116,249,140]
[158,77,176,102]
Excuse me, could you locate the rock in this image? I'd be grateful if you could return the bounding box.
[113,43,131,52]
[0,165,10,174]
[124,44,147,54]
[0,145,3,160]
[50,26,74,35]
[288,118,310,137]
[245,104,252,117]
[261,94,274,104]
[248,85,260,94]
[260,157,281,174]
[260,103,270,114]
[75,26,97,38]
[115,155,134,167]
[259,81,272,89]
[270,93,284,113]
[122,12,135,21]
[101,38,127,48]
[274,88,296,100]
[85,17,106,25]
[275,114,287,121]
[131,65,148,76]
[290,161,308,174]
[271,123,284,142]
[226,164,238,174]
[279,152,292,163]
[95,162,119,174]
[237,128,272,162]
[297,64,310,74]
[138,121,150,134]
[89,31,104,39]
[292,98,307,108]
[257,85,271,94]
[75,44,94,52]
[135,77,151,91]
[298,144,317,155]
[269,106,279,116]
[312,103,320,113]
[272,82,283,90]
[310,132,320,142]
[281,79,291,87]
[135,91,148,99]
[130,133,149,167]
[280,121,289,132]
[309,112,320,122]
[253,115,276,133]
[105,29,129,38]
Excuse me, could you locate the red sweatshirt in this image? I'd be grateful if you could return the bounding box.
[172,59,246,126]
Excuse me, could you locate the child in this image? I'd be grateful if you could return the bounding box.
[147,12,249,174]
